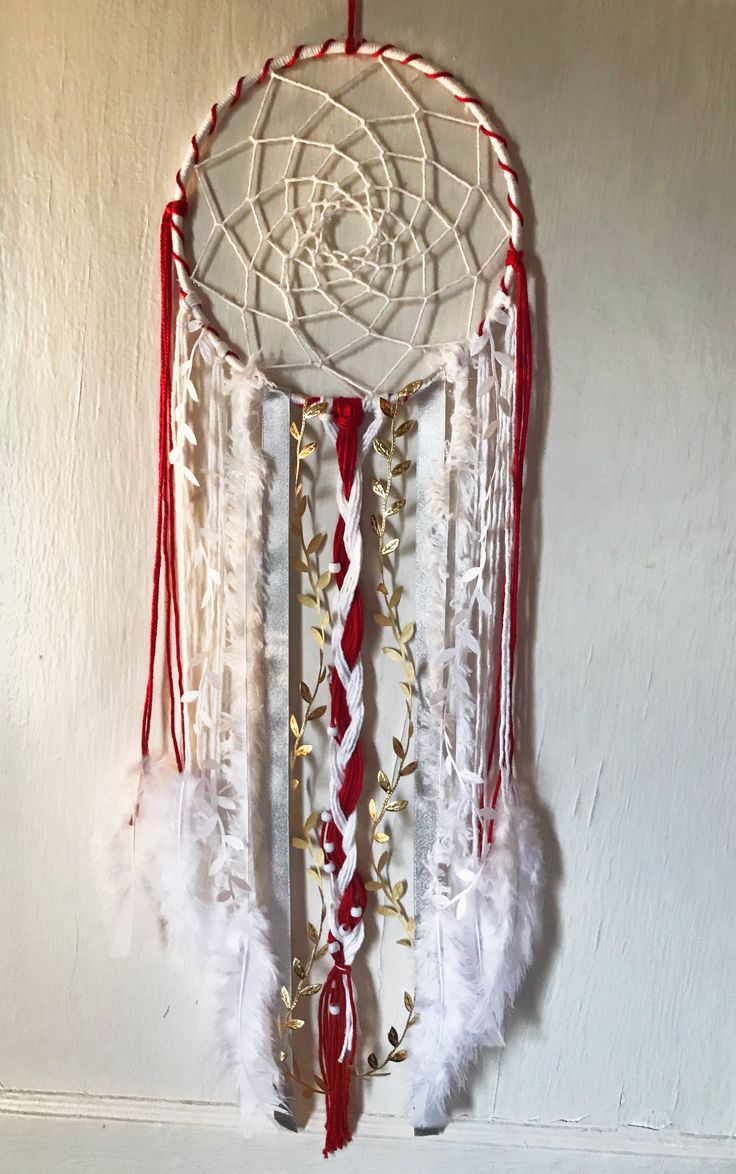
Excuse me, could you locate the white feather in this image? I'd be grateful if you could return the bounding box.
[203,902,283,1130]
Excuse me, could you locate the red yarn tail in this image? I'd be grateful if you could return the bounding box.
[140,192,188,772]
[485,243,532,836]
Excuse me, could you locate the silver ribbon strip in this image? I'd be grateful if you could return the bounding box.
[413,375,447,915]
[261,390,293,1112]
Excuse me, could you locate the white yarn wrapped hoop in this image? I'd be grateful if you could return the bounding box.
[168,39,525,384]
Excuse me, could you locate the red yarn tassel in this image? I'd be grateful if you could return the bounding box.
[318,397,367,1155]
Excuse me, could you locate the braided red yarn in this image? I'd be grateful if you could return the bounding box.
[318,397,367,1156]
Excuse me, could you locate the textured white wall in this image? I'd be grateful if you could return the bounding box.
[1,1,735,1170]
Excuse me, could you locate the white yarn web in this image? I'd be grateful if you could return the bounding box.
[188,56,511,395]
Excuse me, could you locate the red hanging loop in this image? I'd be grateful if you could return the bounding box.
[346,0,358,53]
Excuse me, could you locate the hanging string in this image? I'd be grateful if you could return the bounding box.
[140,194,187,773]
[345,0,358,53]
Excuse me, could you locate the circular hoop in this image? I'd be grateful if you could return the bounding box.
[171,39,524,374]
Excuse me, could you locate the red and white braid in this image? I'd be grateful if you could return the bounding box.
[317,397,380,1155]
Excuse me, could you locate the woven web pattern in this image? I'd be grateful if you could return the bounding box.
[188,57,511,394]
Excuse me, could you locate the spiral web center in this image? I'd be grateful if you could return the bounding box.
[188,57,511,394]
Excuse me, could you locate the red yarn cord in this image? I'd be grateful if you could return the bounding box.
[346,0,358,53]
[318,397,367,1156]
[140,199,187,772]
[484,243,532,841]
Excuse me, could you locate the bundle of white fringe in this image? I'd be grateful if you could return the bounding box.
[410,303,542,1129]
[93,300,284,1128]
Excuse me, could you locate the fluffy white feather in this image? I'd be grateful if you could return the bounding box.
[203,902,284,1130]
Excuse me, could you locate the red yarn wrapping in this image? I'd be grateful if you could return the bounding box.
[318,397,367,1156]
[485,242,532,837]
[140,196,187,773]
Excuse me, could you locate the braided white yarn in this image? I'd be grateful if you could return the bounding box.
[320,406,381,980]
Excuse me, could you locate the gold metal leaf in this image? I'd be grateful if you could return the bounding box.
[392,881,407,900]
[305,400,327,417]
[397,938,412,948]
[300,681,312,703]
[304,811,318,833]
[289,422,301,441]
[297,593,318,610]
[399,623,415,644]
[315,570,331,591]
[367,1053,379,1070]
[373,438,391,459]
[373,613,394,627]
[395,419,416,438]
[377,770,391,793]
[365,880,382,891]
[370,514,381,536]
[289,714,300,738]
[387,798,408,812]
[368,797,377,821]
[310,625,325,647]
[372,478,387,498]
[386,499,406,518]
[388,1026,399,1047]
[298,443,317,459]
[376,905,398,917]
[379,397,396,418]
[383,647,402,664]
[285,1018,305,1030]
[307,704,327,722]
[291,836,310,850]
[295,744,313,757]
[293,957,306,978]
[400,760,418,777]
[389,1049,408,1062]
[280,986,291,1008]
[397,379,422,398]
[381,538,399,556]
[308,922,319,943]
[404,991,414,1012]
[389,586,403,608]
[392,459,411,477]
[307,532,324,555]
[374,831,390,844]
[377,851,389,871]
[399,682,411,700]
[291,558,309,573]
[392,737,405,759]
[300,983,322,997]
[297,495,308,517]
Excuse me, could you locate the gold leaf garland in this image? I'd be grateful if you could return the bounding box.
[361,381,421,1080]
[279,397,331,1096]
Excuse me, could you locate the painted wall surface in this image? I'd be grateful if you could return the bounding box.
[1,1,735,1170]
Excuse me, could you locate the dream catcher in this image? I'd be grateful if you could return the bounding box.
[98,2,541,1155]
